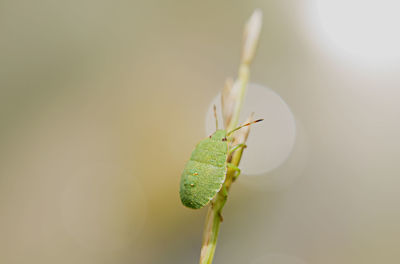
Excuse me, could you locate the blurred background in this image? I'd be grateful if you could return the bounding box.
[1,0,400,263]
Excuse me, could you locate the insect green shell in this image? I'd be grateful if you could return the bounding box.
[180,130,228,209]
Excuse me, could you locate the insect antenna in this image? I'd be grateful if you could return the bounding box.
[226,118,263,136]
[213,105,219,130]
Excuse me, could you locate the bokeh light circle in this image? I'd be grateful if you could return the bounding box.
[205,83,296,175]
[308,0,400,62]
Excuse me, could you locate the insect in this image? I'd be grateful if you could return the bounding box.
[180,106,263,209]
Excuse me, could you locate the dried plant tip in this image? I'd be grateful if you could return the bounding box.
[242,9,263,65]
[231,113,255,146]
[224,79,244,131]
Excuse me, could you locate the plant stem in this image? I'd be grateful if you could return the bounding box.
[198,9,262,264]
[199,132,246,264]
[199,190,224,264]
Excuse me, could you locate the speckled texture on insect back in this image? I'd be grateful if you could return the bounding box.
[180,130,228,209]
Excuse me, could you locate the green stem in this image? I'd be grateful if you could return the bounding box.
[198,10,262,264]
[227,64,249,133]
[199,146,244,264]
[199,189,226,264]
[199,56,251,264]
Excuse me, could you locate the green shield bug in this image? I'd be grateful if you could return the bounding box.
[180,106,263,209]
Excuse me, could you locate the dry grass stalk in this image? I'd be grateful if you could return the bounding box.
[199,9,263,264]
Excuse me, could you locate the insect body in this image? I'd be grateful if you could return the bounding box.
[180,129,229,209]
[180,113,262,209]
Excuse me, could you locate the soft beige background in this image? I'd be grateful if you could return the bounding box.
[1,1,400,263]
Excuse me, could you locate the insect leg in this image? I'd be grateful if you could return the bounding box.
[227,163,241,181]
[228,143,247,155]
[217,185,228,222]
